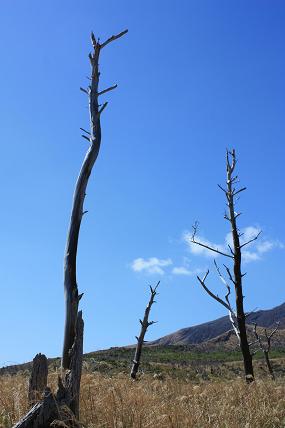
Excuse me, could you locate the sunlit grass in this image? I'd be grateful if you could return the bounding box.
[1,372,285,428]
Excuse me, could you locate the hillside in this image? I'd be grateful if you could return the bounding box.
[151,302,285,346]
[1,302,284,379]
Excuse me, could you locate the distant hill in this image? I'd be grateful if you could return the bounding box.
[150,302,285,346]
[1,302,284,377]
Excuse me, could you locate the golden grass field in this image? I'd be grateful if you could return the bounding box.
[1,372,285,428]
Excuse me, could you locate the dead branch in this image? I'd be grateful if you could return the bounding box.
[197,270,230,312]
[240,230,262,249]
[191,222,233,259]
[100,29,128,49]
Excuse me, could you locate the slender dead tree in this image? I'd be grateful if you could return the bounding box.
[192,149,260,383]
[251,322,279,380]
[12,30,127,428]
[62,29,128,369]
[131,282,159,380]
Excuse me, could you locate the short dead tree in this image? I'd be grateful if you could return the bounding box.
[250,322,280,380]
[191,149,260,383]
[131,282,159,380]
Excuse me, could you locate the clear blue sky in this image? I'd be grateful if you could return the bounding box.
[0,0,284,366]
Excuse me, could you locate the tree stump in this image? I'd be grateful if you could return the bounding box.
[28,353,48,406]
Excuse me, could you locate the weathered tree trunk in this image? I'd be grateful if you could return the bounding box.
[28,353,48,406]
[63,311,84,418]
[192,150,257,383]
[226,152,254,382]
[62,29,128,370]
[131,283,159,380]
[12,29,127,428]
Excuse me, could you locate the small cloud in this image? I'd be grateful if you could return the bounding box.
[183,225,283,264]
[172,266,203,276]
[256,240,274,254]
[183,232,224,258]
[131,257,172,275]
[257,240,284,254]
[240,226,261,246]
[242,250,261,263]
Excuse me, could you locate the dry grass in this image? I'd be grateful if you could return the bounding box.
[1,372,285,427]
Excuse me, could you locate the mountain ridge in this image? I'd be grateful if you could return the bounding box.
[150,301,285,346]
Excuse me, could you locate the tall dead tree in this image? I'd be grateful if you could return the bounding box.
[62,29,128,369]
[191,149,260,383]
[12,29,127,428]
[251,322,279,380]
[131,282,159,379]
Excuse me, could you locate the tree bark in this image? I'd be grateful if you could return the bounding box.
[28,353,48,406]
[63,311,84,418]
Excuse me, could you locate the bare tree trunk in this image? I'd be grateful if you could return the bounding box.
[63,311,84,418]
[28,353,48,406]
[264,351,275,380]
[226,151,254,382]
[192,150,258,383]
[62,29,128,369]
[131,283,159,380]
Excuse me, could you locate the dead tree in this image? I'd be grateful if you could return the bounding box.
[191,149,260,383]
[251,322,279,380]
[62,29,128,370]
[12,29,127,428]
[131,282,159,379]
[28,353,48,406]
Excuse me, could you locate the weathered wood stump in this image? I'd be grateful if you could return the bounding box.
[28,353,48,406]
[12,313,84,428]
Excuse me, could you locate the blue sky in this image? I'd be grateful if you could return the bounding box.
[0,0,284,366]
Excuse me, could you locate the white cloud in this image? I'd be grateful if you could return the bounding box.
[172,266,203,276]
[131,257,172,275]
[257,240,284,254]
[184,226,283,264]
[183,232,224,258]
[242,250,261,263]
[240,226,261,246]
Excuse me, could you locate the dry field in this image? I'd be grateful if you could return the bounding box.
[0,372,285,428]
